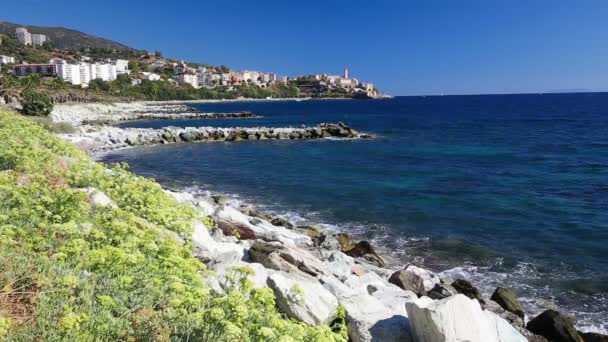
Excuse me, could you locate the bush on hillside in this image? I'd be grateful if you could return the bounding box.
[21,91,53,116]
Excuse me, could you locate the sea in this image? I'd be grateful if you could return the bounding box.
[102,94,608,333]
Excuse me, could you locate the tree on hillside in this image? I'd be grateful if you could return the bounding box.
[21,90,53,116]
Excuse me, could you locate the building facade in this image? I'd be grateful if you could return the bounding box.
[32,34,47,47]
[0,55,16,64]
[15,28,32,46]
[14,63,57,77]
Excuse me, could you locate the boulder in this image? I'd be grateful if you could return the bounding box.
[491,287,525,319]
[452,278,484,303]
[191,222,247,267]
[388,270,426,296]
[484,299,524,328]
[579,332,608,342]
[270,217,294,229]
[485,310,528,342]
[526,310,581,342]
[267,273,338,326]
[344,241,386,267]
[215,206,311,245]
[427,283,456,300]
[336,233,357,251]
[249,240,325,277]
[368,286,418,314]
[81,188,116,208]
[403,265,441,293]
[218,220,257,240]
[406,294,526,342]
[340,292,412,342]
[323,251,356,280]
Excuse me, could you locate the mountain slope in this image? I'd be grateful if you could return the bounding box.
[0,20,136,50]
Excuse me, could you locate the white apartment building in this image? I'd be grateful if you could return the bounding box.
[0,55,16,64]
[32,34,47,47]
[174,73,199,88]
[113,59,130,74]
[53,59,120,87]
[15,28,32,46]
[141,72,161,81]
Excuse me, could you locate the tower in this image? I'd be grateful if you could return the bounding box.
[343,67,349,79]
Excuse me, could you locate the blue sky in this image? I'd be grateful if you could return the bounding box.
[2,0,608,95]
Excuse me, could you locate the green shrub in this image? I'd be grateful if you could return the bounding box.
[0,110,347,341]
[20,91,53,116]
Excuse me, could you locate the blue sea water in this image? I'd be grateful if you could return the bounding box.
[105,94,608,332]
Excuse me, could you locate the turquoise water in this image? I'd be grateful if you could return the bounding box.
[106,94,608,332]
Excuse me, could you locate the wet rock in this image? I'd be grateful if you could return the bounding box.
[211,195,229,205]
[218,221,257,240]
[336,233,357,251]
[579,332,608,342]
[403,265,441,293]
[427,282,456,300]
[491,287,525,319]
[344,240,386,267]
[484,299,524,328]
[526,310,581,342]
[267,273,338,326]
[388,270,426,296]
[270,217,294,229]
[452,278,484,303]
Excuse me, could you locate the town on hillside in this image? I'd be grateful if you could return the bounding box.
[0,26,382,102]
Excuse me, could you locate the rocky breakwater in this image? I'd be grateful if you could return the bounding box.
[82,111,258,125]
[89,188,602,342]
[64,122,372,154]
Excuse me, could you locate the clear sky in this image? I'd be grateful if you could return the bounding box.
[2,0,608,95]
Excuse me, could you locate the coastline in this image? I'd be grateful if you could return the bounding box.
[48,101,607,339]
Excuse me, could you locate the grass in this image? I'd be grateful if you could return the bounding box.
[0,110,347,341]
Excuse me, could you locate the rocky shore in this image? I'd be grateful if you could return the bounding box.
[53,102,606,341]
[81,111,258,125]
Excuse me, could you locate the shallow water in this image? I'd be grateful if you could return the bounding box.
[106,94,608,332]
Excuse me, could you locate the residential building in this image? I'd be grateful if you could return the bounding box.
[32,34,47,47]
[343,67,349,79]
[113,59,130,74]
[0,55,16,64]
[141,72,161,81]
[15,28,32,46]
[54,59,121,86]
[174,73,199,88]
[14,63,57,77]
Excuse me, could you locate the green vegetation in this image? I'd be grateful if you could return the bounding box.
[20,90,53,116]
[0,110,347,341]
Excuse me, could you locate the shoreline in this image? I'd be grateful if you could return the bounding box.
[50,101,607,339]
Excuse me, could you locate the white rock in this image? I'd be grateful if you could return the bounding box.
[80,187,116,208]
[406,294,499,342]
[164,189,195,204]
[216,206,311,245]
[192,222,247,266]
[196,198,217,217]
[341,292,412,342]
[485,311,528,342]
[344,271,393,292]
[318,275,355,298]
[267,273,339,326]
[323,251,356,280]
[369,287,418,315]
[404,265,440,293]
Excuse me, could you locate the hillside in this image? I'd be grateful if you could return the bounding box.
[0,20,135,51]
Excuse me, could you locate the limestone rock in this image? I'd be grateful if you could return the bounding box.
[405,294,526,342]
[267,273,338,326]
[491,287,525,319]
[80,187,116,208]
[427,283,456,300]
[249,240,325,277]
[341,292,412,342]
[344,240,386,267]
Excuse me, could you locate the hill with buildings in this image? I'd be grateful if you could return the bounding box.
[0,20,135,51]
